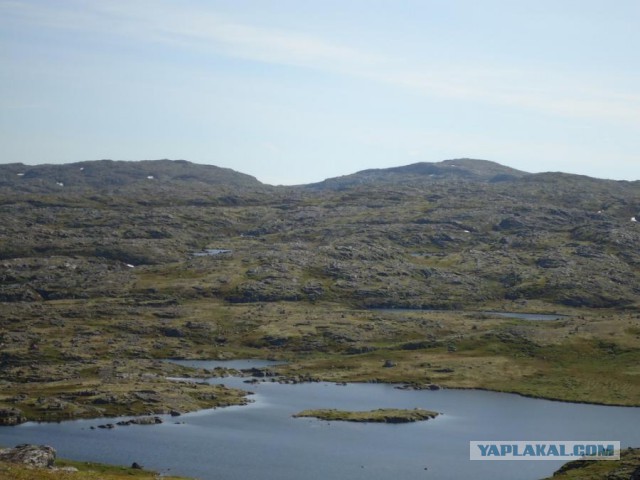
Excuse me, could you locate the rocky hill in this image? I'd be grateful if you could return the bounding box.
[0,159,266,197]
[307,158,528,189]
[0,158,639,308]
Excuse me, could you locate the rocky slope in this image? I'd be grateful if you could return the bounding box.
[1,158,638,309]
[1,158,639,420]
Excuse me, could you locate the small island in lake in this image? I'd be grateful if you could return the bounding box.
[292,408,439,423]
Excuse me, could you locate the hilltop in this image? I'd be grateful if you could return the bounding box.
[0,159,266,200]
[308,158,528,189]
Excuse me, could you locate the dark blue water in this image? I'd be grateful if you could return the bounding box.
[0,361,637,480]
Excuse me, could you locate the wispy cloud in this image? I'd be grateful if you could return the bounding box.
[1,0,381,70]
[373,69,640,126]
[2,0,639,128]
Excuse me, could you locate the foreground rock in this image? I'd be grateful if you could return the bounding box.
[0,443,191,479]
[543,447,640,479]
[0,444,56,468]
[293,408,439,423]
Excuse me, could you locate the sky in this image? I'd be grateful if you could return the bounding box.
[1,1,639,185]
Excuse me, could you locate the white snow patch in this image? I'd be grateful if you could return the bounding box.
[632,217,637,222]
[464,230,470,233]
[147,175,154,179]
[597,210,602,214]
[56,182,64,187]
[17,173,24,176]
[125,264,135,268]
[80,167,84,171]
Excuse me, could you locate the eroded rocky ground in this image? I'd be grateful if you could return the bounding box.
[1,159,639,422]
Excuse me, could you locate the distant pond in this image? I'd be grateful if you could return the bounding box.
[1,360,638,480]
[482,311,567,321]
[374,309,567,321]
[192,249,232,257]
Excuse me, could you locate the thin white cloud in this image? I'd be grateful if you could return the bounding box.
[2,0,639,128]
[0,0,381,70]
[374,70,640,126]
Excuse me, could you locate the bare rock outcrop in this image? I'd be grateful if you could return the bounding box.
[0,444,56,468]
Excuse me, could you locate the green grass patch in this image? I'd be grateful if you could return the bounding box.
[293,408,439,423]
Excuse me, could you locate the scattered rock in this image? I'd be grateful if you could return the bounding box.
[92,395,118,405]
[495,217,526,231]
[395,383,441,391]
[0,444,56,468]
[128,416,163,425]
[160,327,184,338]
[536,257,566,268]
[53,466,79,472]
[433,367,454,373]
[243,367,277,378]
[0,407,27,426]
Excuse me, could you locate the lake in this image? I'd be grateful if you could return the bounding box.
[0,360,637,480]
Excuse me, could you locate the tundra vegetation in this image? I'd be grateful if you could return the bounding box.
[541,448,640,480]
[0,458,190,480]
[292,408,439,423]
[0,159,639,477]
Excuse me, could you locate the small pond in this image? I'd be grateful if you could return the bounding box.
[375,308,567,321]
[192,249,232,257]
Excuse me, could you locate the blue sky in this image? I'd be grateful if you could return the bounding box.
[1,0,638,184]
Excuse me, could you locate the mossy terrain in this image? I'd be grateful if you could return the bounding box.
[293,408,439,423]
[0,458,192,479]
[543,448,640,480]
[0,158,639,420]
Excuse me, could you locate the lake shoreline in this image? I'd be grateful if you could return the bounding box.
[2,373,639,480]
[2,361,638,429]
